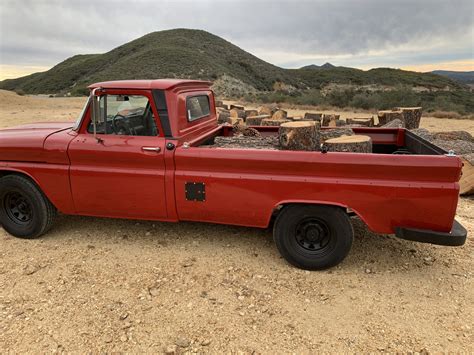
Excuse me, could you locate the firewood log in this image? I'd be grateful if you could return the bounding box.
[346,117,374,127]
[212,136,279,150]
[258,105,277,116]
[261,118,291,126]
[246,115,271,126]
[378,110,404,126]
[336,119,347,126]
[245,109,258,118]
[460,153,474,195]
[230,108,246,119]
[324,135,372,153]
[233,124,261,137]
[272,109,288,120]
[229,117,244,126]
[278,121,320,151]
[230,104,245,110]
[322,114,340,127]
[432,131,473,142]
[304,113,323,121]
[215,100,224,107]
[218,111,231,124]
[394,107,422,129]
[381,119,404,128]
[320,128,354,142]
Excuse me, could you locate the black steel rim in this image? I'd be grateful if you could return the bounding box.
[4,192,33,225]
[295,217,332,253]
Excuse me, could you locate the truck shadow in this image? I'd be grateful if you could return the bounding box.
[45,214,441,273]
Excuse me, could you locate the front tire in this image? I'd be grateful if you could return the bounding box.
[0,175,56,239]
[273,205,353,270]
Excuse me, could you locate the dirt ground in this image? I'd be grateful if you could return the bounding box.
[0,90,473,353]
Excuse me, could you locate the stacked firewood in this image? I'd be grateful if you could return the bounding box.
[215,102,371,153]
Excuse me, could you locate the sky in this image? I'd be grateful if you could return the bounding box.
[0,0,473,80]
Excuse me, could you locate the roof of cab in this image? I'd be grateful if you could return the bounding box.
[88,79,212,90]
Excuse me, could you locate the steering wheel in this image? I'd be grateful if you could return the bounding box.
[112,114,132,135]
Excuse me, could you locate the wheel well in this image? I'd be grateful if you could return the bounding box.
[269,202,353,229]
[0,170,57,209]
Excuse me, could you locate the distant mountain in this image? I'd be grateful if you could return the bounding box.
[431,70,474,85]
[301,62,335,70]
[0,29,464,96]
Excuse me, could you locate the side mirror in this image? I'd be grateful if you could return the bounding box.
[90,88,103,143]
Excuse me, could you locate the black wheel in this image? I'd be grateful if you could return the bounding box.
[0,175,56,239]
[273,205,353,270]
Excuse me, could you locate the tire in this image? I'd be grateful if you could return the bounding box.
[273,204,353,270]
[0,175,56,239]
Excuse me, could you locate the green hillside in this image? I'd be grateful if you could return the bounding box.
[0,29,295,95]
[1,29,472,114]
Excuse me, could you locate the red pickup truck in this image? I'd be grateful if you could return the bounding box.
[0,79,467,270]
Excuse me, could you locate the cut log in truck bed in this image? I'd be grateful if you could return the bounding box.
[0,79,467,270]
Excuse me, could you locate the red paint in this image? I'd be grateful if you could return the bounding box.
[0,80,463,235]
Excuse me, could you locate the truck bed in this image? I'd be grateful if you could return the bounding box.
[174,126,461,235]
[195,126,447,156]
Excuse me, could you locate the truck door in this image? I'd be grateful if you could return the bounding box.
[68,90,168,219]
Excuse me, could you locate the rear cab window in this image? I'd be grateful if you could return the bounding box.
[186,95,210,121]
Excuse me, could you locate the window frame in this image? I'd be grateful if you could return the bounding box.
[186,94,211,122]
[79,89,164,138]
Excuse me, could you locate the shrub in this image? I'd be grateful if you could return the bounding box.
[15,89,26,96]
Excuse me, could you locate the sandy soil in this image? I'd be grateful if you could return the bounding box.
[0,90,473,353]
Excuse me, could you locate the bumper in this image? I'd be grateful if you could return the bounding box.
[395,220,467,246]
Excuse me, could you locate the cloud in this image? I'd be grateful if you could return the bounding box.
[0,0,473,72]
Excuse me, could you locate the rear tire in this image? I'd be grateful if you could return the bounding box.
[273,205,353,270]
[0,175,56,239]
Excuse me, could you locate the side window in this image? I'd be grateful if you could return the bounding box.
[88,94,159,136]
[187,95,210,121]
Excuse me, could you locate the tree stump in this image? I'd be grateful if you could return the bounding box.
[378,110,404,126]
[320,128,354,142]
[278,121,320,151]
[246,115,271,126]
[346,117,374,127]
[324,135,372,153]
[258,105,277,116]
[245,109,258,118]
[230,104,245,110]
[272,109,288,120]
[261,118,291,126]
[394,107,422,129]
[230,108,246,119]
[381,119,404,128]
[218,111,231,124]
[322,114,340,127]
[304,113,322,121]
[336,119,347,126]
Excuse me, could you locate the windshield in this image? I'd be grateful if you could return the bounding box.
[72,95,91,131]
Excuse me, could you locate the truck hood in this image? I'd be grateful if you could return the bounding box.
[0,122,74,162]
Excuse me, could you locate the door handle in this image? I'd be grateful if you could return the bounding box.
[141,146,161,152]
